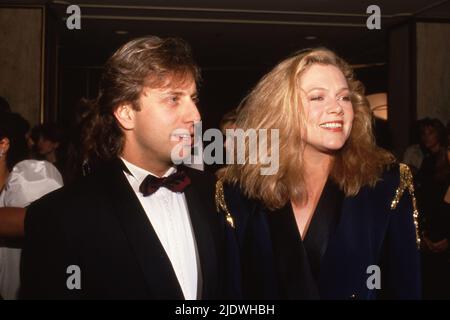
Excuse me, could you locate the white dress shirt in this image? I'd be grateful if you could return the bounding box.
[120,158,199,300]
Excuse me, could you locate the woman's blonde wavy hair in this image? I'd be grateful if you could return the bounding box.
[223,48,395,210]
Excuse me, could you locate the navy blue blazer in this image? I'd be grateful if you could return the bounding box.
[217,163,422,300]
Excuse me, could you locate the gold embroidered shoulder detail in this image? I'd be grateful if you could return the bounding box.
[215,179,235,228]
[390,163,420,248]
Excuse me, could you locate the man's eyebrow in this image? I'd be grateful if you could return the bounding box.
[162,89,196,96]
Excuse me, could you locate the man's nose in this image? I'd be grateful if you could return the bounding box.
[186,99,201,123]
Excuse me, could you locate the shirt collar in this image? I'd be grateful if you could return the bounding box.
[120,157,177,186]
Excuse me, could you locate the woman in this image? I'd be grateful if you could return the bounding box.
[416,119,450,299]
[0,111,63,299]
[216,48,421,299]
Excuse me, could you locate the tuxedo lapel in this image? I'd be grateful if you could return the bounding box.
[183,168,218,300]
[101,159,184,299]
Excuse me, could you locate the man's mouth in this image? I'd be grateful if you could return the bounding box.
[171,131,194,144]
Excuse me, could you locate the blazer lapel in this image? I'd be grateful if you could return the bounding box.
[267,205,320,299]
[303,179,344,281]
[101,159,184,299]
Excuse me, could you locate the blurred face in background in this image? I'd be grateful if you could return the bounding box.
[221,120,237,150]
[37,136,59,156]
[420,126,440,152]
[25,131,34,151]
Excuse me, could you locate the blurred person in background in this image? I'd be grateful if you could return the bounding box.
[416,118,450,299]
[0,111,63,300]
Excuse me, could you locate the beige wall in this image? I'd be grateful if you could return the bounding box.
[416,22,450,124]
[0,7,43,126]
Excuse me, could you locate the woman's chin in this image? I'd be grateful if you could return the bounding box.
[320,142,346,153]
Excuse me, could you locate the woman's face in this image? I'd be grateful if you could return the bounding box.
[299,64,354,154]
[0,137,9,164]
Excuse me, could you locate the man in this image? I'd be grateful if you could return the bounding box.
[20,36,232,299]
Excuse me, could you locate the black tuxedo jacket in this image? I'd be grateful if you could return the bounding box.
[20,159,229,299]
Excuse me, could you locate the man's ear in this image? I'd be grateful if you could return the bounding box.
[113,104,136,130]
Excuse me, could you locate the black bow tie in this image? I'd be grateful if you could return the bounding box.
[139,170,191,197]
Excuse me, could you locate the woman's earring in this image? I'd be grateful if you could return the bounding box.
[0,149,4,159]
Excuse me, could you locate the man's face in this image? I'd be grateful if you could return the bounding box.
[125,76,200,170]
